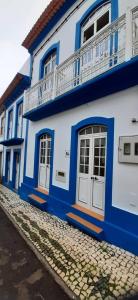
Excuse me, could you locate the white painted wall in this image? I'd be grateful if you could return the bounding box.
[26,86,138,216]
[31,0,138,86]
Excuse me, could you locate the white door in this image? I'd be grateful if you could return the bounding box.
[77,125,107,215]
[15,153,20,190]
[17,103,23,138]
[39,134,51,191]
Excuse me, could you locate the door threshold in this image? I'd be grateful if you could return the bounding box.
[35,187,49,196]
[72,204,104,221]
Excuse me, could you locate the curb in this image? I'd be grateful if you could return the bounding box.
[0,202,77,300]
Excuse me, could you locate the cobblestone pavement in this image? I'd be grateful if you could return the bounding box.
[0,185,138,300]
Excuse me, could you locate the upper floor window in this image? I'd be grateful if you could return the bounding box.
[17,102,23,138]
[44,51,56,77]
[1,116,5,136]
[81,2,111,45]
[8,110,13,139]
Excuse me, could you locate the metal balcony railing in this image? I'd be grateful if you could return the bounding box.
[24,6,138,114]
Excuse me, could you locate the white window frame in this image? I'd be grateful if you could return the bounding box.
[81,2,111,46]
[44,52,56,77]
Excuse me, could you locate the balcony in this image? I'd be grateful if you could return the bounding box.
[24,7,138,120]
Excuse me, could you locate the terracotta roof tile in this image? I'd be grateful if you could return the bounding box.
[22,0,66,50]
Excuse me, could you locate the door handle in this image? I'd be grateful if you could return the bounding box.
[91,176,98,180]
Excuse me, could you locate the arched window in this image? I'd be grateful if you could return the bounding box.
[43,51,56,77]
[81,2,111,46]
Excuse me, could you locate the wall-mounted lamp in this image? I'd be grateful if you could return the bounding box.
[131,118,138,123]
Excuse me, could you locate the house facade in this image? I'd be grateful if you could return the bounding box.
[0,0,138,255]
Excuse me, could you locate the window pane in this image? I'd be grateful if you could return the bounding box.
[94,157,99,166]
[80,165,84,173]
[100,168,105,177]
[85,165,89,174]
[100,157,105,166]
[95,138,100,147]
[85,156,89,165]
[80,148,85,155]
[135,143,138,156]
[94,167,99,176]
[80,140,85,147]
[83,23,94,43]
[80,156,85,164]
[100,148,105,156]
[101,138,106,147]
[97,11,109,32]
[93,126,100,133]
[124,143,131,155]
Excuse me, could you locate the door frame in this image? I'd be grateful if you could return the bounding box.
[38,134,52,191]
[12,149,21,191]
[34,128,55,193]
[69,117,114,219]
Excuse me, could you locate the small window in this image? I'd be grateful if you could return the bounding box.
[44,52,56,77]
[83,24,94,43]
[124,143,131,155]
[97,11,109,32]
[135,143,138,156]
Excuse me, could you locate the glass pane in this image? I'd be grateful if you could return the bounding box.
[94,167,99,176]
[101,126,107,132]
[95,148,99,156]
[93,126,100,133]
[100,148,105,156]
[135,143,138,156]
[97,11,109,32]
[80,148,85,155]
[83,23,94,43]
[85,148,89,156]
[94,157,99,166]
[124,143,131,155]
[100,157,105,167]
[86,127,92,134]
[85,166,89,174]
[79,129,86,135]
[80,165,84,173]
[95,138,100,147]
[86,139,90,147]
[85,156,89,165]
[100,168,105,177]
[80,140,85,147]
[80,156,85,164]
[101,138,106,147]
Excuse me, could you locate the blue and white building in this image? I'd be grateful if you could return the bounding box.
[0,0,138,255]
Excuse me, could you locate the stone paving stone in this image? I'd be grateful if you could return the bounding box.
[0,184,138,300]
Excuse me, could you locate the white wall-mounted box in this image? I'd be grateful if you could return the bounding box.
[56,170,66,183]
[119,136,138,163]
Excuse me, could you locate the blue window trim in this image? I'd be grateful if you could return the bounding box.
[33,128,55,192]
[23,119,29,179]
[15,97,23,138]
[5,149,11,182]
[69,117,114,217]
[75,0,118,50]
[12,149,21,190]
[7,107,14,140]
[39,42,60,80]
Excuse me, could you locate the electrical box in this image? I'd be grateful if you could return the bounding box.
[56,170,66,183]
[119,136,138,163]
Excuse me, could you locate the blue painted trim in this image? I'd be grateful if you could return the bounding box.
[28,0,76,53]
[75,0,118,50]
[33,128,55,191]
[12,149,21,190]
[39,42,60,79]
[23,120,29,179]
[14,97,23,138]
[7,107,14,140]
[5,149,11,183]
[0,138,24,146]
[29,55,33,79]
[23,57,138,122]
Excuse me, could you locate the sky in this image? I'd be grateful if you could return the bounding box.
[0,0,51,96]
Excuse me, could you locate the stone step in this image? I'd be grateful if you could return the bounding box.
[66,212,103,240]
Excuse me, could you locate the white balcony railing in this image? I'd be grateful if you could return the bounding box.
[24,7,138,114]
